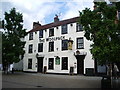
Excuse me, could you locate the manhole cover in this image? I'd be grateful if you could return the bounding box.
[36,86,42,87]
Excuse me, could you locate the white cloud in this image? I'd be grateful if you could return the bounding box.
[1,0,94,31]
[61,1,94,20]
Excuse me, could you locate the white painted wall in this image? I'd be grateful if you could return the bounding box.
[23,22,94,74]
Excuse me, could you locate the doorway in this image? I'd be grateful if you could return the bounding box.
[76,55,85,74]
[37,57,44,73]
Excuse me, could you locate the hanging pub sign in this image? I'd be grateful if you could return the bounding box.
[68,38,73,50]
[55,56,60,65]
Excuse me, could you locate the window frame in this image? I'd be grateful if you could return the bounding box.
[76,23,83,32]
[28,44,33,53]
[39,30,43,38]
[61,24,67,34]
[48,58,54,70]
[62,39,68,51]
[29,32,33,40]
[49,42,54,52]
[49,28,54,37]
[38,43,43,52]
[28,58,32,69]
[77,37,84,49]
[61,57,68,70]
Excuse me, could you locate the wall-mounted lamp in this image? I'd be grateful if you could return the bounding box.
[70,23,73,26]
[36,53,39,58]
[45,29,47,32]
[56,48,58,51]
[35,31,37,34]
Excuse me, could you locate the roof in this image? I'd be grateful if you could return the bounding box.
[28,16,79,33]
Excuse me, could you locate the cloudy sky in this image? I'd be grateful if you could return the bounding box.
[1,0,95,31]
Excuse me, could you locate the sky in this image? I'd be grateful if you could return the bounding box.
[0,0,102,31]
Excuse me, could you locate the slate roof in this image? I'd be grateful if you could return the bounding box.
[28,16,79,33]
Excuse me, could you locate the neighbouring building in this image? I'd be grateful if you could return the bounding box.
[23,16,95,75]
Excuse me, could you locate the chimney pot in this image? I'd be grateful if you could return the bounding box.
[54,15,59,22]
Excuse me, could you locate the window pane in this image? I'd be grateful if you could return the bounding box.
[38,43,43,52]
[39,30,43,38]
[62,24,67,34]
[77,38,84,49]
[49,28,54,37]
[62,40,68,50]
[29,32,33,40]
[28,44,33,53]
[78,39,83,43]
[49,42,54,52]
[76,23,83,32]
[48,58,54,69]
[28,59,32,69]
[62,57,68,70]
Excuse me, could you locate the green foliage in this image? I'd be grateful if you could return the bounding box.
[79,2,120,64]
[2,8,26,67]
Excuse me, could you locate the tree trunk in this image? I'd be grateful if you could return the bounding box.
[107,63,113,88]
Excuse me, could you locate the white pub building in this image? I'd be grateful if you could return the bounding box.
[23,16,95,75]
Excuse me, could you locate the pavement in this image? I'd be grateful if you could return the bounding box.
[1,72,120,89]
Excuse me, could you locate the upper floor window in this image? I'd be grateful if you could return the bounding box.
[76,23,83,32]
[38,43,43,52]
[62,40,68,50]
[28,59,32,69]
[39,30,43,38]
[61,24,67,34]
[29,32,33,40]
[77,37,84,49]
[49,42,54,52]
[49,28,54,37]
[28,44,33,53]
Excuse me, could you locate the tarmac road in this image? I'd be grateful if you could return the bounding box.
[2,72,102,88]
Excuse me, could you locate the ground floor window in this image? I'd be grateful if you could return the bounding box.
[48,58,54,69]
[28,59,32,69]
[62,57,68,70]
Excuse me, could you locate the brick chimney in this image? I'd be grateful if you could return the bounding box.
[54,14,59,22]
[33,21,41,29]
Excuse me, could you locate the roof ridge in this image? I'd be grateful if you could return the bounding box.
[28,16,79,33]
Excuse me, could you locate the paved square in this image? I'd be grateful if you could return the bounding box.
[2,72,103,88]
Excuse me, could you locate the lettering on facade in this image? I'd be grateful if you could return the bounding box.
[39,36,65,43]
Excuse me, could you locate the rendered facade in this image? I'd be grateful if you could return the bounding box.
[23,16,95,75]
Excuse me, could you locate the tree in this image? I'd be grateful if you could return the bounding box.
[79,1,120,65]
[2,8,26,73]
